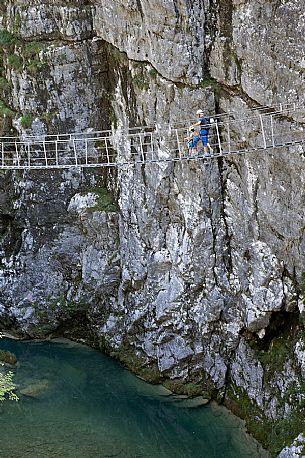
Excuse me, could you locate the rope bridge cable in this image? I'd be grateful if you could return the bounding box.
[0,100,301,142]
[2,137,304,170]
[0,103,304,170]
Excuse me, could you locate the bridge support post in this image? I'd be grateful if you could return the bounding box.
[85,139,88,166]
[215,121,222,155]
[72,138,78,166]
[150,132,154,161]
[270,115,275,148]
[104,138,110,165]
[259,114,267,149]
[26,143,31,168]
[43,140,48,167]
[175,129,182,160]
[15,141,20,167]
[226,118,231,154]
[55,137,59,166]
[139,133,145,163]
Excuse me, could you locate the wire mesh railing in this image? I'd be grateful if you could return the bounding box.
[0,103,304,170]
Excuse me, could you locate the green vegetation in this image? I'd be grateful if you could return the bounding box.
[0,30,48,77]
[41,111,57,124]
[23,41,47,75]
[133,74,149,91]
[0,371,18,402]
[27,59,47,75]
[256,335,292,381]
[258,409,305,456]
[149,67,157,78]
[183,382,206,397]
[93,188,118,212]
[23,41,44,59]
[163,379,211,397]
[226,383,297,456]
[7,54,23,70]
[0,99,15,118]
[0,30,16,47]
[113,343,161,384]
[0,334,18,402]
[20,112,34,128]
[223,312,305,456]
[198,77,216,89]
[33,296,88,319]
[0,30,22,76]
[0,76,10,91]
[227,323,305,457]
[12,12,22,34]
[82,187,118,212]
[61,300,89,316]
[108,44,128,66]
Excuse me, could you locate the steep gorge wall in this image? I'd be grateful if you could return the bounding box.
[0,1,304,455]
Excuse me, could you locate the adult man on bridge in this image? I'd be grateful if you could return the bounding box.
[191,110,214,155]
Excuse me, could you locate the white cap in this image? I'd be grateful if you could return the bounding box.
[196,109,204,115]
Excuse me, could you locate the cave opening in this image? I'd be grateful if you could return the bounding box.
[244,308,301,352]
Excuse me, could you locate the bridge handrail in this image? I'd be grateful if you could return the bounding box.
[0,101,303,143]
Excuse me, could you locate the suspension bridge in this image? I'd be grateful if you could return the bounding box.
[0,102,304,170]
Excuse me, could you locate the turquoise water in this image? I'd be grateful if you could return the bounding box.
[0,338,267,458]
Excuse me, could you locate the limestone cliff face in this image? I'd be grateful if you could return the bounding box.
[0,1,304,455]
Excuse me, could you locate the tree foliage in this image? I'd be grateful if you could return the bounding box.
[0,370,18,401]
[0,333,18,402]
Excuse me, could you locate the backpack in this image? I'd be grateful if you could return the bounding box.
[200,117,210,131]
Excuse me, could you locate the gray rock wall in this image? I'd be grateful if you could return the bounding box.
[0,0,304,455]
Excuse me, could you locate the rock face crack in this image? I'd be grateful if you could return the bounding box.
[217,158,233,278]
[207,196,219,288]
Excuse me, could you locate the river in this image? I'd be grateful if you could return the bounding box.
[0,337,267,457]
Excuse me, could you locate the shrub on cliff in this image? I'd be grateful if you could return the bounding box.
[0,334,18,402]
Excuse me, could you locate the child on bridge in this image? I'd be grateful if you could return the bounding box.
[185,128,200,156]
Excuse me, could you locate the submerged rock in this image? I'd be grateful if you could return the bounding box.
[20,381,49,398]
[0,350,17,366]
[168,396,210,409]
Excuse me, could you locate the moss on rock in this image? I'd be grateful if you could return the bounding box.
[81,187,118,212]
[225,380,305,457]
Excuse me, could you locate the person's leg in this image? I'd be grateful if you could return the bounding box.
[192,136,199,155]
[206,137,213,153]
[202,133,208,154]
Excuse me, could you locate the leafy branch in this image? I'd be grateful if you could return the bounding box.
[0,332,18,402]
